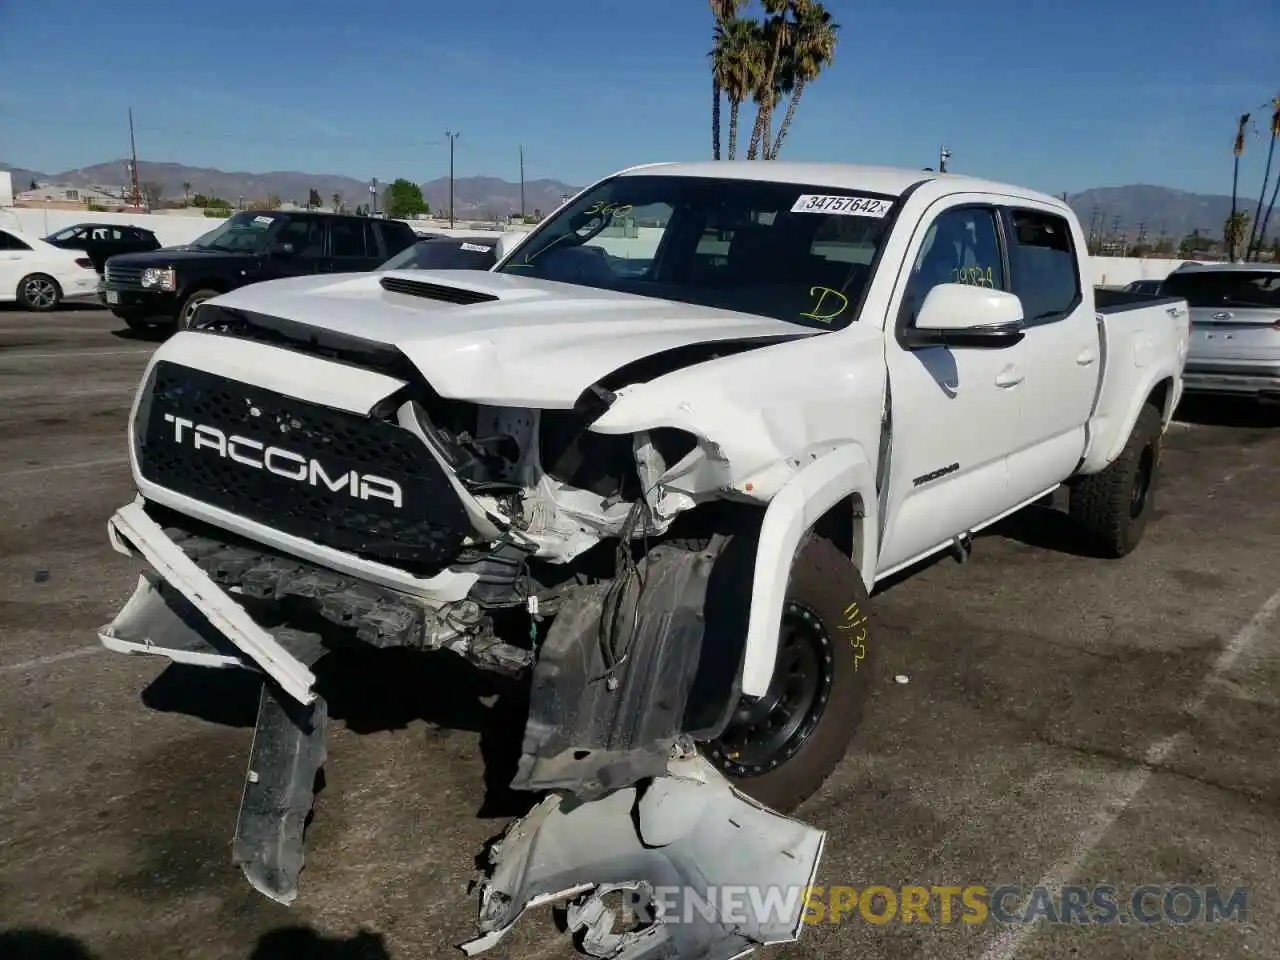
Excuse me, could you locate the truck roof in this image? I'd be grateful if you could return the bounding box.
[615,161,1067,208]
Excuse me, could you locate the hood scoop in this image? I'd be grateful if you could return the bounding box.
[380,275,499,305]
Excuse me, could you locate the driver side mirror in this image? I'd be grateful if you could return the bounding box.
[902,283,1025,349]
[268,241,295,256]
[493,231,527,263]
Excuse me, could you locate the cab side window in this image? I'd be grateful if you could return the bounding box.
[1004,209,1080,323]
[902,206,1004,322]
[276,217,325,256]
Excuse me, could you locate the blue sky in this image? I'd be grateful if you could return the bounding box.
[2,0,1277,197]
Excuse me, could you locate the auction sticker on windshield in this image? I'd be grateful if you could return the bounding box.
[791,195,891,218]
[253,216,274,225]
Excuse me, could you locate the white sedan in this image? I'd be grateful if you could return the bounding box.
[0,226,101,311]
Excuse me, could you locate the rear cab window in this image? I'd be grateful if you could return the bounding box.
[1004,208,1082,322]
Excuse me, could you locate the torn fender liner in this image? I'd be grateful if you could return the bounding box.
[463,755,826,959]
[511,545,738,800]
[233,680,328,905]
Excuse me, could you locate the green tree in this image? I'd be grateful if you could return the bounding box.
[768,1,839,159]
[28,178,38,190]
[1223,211,1251,257]
[307,187,322,210]
[383,178,429,219]
[711,14,761,160]
[1178,230,1211,257]
[746,0,790,160]
[709,0,747,160]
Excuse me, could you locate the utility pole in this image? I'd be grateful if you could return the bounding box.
[127,107,142,209]
[445,130,460,228]
[519,145,526,219]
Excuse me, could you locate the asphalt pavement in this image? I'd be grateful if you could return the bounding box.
[1,306,1278,960]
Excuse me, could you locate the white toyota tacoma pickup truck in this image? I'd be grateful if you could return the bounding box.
[99,161,1190,959]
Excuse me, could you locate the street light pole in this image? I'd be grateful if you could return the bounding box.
[445,130,460,228]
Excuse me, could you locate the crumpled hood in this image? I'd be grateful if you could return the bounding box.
[209,269,823,408]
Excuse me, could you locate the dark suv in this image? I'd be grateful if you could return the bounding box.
[101,210,416,331]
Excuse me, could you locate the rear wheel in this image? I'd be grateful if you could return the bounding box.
[702,535,875,814]
[17,273,62,312]
[1068,402,1163,558]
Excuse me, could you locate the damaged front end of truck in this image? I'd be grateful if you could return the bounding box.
[98,298,835,959]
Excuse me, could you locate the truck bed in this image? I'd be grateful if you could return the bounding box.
[1078,290,1190,475]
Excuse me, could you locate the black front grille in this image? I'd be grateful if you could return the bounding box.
[379,275,499,304]
[135,362,473,572]
[105,264,144,288]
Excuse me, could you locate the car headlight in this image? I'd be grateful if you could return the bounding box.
[141,267,176,291]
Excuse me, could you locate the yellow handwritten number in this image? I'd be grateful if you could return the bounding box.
[583,201,634,218]
[951,266,994,288]
[837,601,868,670]
[799,285,849,323]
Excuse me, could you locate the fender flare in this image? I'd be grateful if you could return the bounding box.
[1081,368,1180,475]
[740,443,878,698]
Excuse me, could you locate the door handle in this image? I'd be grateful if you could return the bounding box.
[995,367,1024,388]
[1076,349,1096,366]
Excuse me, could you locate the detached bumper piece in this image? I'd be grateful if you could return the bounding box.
[463,755,825,960]
[234,681,328,905]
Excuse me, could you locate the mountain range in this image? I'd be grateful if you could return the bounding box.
[2,160,580,219]
[3,160,1277,241]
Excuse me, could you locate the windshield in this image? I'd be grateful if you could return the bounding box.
[1160,270,1280,309]
[493,174,897,329]
[381,238,496,271]
[189,212,281,253]
[48,226,86,242]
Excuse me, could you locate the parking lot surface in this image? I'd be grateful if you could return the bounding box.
[1,307,1279,960]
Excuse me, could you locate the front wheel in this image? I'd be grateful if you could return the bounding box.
[1068,402,1163,558]
[17,273,62,312]
[177,289,219,330]
[702,536,875,814]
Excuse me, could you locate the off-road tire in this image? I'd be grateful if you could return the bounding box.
[17,273,62,312]
[177,289,219,331]
[702,535,876,814]
[1068,402,1163,558]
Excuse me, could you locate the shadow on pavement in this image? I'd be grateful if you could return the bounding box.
[0,927,393,959]
[1174,394,1280,428]
[140,644,538,820]
[108,324,170,342]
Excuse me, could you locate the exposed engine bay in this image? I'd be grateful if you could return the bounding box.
[101,300,834,959]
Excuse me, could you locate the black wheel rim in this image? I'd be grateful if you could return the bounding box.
[1130,444,1155,519]
[705,601,834,777]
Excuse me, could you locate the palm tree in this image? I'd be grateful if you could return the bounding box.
[768,1,839,159]
[331,192,343,213]
[181,181,191,206]
[746,0,793,160]
[1228,112,1250,260]
[709,0,746,160]
[1246,98,1280,261]
[713,17,762,160]
[1224,210,1251,258]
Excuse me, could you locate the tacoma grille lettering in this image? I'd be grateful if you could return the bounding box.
[163,413,404,508]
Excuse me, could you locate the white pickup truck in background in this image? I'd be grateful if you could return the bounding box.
[98,161,1190,960]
